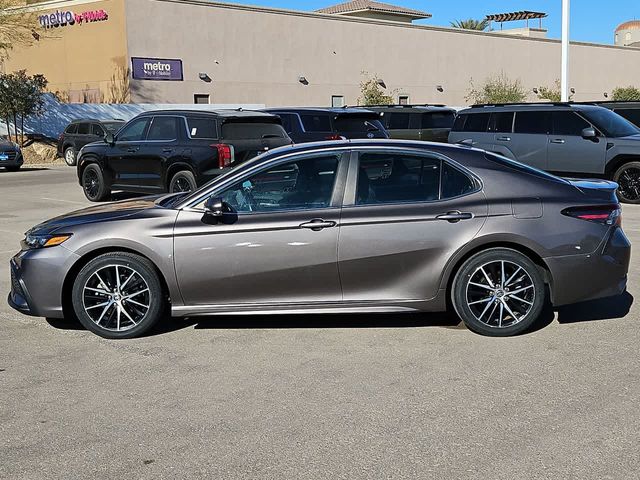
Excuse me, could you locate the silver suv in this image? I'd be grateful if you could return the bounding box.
[448,103,640,203]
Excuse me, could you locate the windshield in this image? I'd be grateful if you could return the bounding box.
[581,108,640,138]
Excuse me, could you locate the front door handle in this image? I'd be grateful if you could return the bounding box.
[550,139,566,144]
[299,219,336,231]
[436,211,474,223]
[497,136,511,141]
[126,147,139,153]
[162,148,173,153]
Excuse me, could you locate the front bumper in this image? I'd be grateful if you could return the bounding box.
[8,246,79,319]
[546,227,631,306]
[0,150,23,168]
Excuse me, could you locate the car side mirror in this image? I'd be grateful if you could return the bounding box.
[581,127,597,139]
[204,196,224,217]
[104,132,115,145]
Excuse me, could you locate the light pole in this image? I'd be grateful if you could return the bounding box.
[561,0,570,102]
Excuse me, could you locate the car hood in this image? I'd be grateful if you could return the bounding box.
[28,196,163,235]
[611,133,640,143]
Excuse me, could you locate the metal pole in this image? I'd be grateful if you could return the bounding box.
[561,0,570,101]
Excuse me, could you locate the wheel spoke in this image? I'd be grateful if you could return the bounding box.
[116,304,121,331]
[115,265,121,290]
[94,272,110,292]
[501,299,520,323]
[504,266,522,287]
[120,271,136,291]
[469,281,493,291]
[500,261,505,286]
[480,266,494,288]
[96,302,112,325]
[125,288,149,300]
[498,302,504,327]
[507,294,533,306]
[85,287,109,295]
[86,300,111,310]
[126,298,149,309]
[509,285,534,295]
[120,303,137,325]
[477,298,495,320]
[468,297,493,306]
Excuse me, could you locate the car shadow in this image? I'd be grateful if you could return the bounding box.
[1,167,49,173]
[555,291,634,323]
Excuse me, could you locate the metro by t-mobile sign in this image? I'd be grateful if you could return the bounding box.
[131,57,184,81]
[38,9,108,28]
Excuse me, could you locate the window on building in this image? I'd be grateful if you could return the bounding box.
[147,116,179,140]
[331,95,345,108]
[194,94,210,104]
[514,111,551,134]
[398,95,409,105]
[551,112,591,136]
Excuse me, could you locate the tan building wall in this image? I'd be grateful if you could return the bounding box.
[2,0,127,102]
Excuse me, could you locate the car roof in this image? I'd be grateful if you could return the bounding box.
[362,105,456,113]
[458,103,607,114]
[136,109,278,119]
[263,107,377,114]
[70,118,125,123]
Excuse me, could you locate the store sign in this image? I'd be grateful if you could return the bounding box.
[38,9,108,28]
[131,57,184,81]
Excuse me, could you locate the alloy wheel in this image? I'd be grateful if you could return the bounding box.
[64,149,75,166]
[82,264,151,332]
[83,169,100,199]
[172,177,193,193]
[617,166,640,202]
[465,260,535,329]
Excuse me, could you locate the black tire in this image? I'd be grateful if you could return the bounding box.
[71,252,166,339]
[451,248,546,337]
[64,147,77,166]
[169,170,197,194]
[613,161,640,204]
[5,165,20,172]
[82,163,110,202]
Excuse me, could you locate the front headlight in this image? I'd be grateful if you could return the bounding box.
[24,233,72,249]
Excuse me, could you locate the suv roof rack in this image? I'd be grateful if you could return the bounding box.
[470,102,576,108]
[352,103,448,108]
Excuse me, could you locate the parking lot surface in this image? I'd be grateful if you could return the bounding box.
[1,166,639,479]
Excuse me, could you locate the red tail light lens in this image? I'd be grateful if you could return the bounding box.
[562,204,622,226]
[325,134,342,140]
[211,143,233,168]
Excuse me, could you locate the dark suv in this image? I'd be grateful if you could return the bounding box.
[263,107,388,143]
[363,104,456,142]
[76,110,291,201]
[592,101,640,128]
[449,103,640,203]
[58,119,125,166]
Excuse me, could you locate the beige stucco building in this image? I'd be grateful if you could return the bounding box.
[5,0,640,106]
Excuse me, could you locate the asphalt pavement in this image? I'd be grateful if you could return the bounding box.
[1,166,639,479]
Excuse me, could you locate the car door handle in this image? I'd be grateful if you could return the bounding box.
[550,139,566,144]
[162,148,173,153]
[299,219,336,231]
[436,211,474,223]
[126,147,139,153]
[497,136,511,141]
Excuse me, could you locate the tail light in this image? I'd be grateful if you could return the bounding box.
[562,204,622,226]
[325,134,342,140]
[58,133,64,141]
[211,143,233,168]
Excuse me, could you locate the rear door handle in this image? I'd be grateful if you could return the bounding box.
[162,148,173,153]
[126,147,139,153]
[299,219,336,231]
[436,211,474,223]
[497,136,511,141]
[550,139,566,144]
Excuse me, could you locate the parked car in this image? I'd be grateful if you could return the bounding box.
[263,107,388,143]
[58,119,125,166]
[362,104,456,142]
[591,101,640,128]
[448,103,640,203]
[9,139,630,339]
[76,109,291,201]
[0,137,23,171]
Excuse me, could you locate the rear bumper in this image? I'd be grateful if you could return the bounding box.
[546,227,631,306]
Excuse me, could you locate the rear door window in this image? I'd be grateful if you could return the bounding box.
[187,117,217,139]
[462,113,490,132]
[221,122,287,140]
[422,111,455,129]
[300,114,332,132]
[452,115,467,132]
[387,112,411,129]
[76,123,90,135]
[514,111,551,134]
[91,124,105,137]
[147,116,179,141]
[551,111,592,136]
[488,112,514,133]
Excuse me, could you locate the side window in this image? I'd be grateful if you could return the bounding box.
[387,112,411,129]
[117,118,150,142]
[65,123,78,134]
[441,162,475,198]
[422,112,455,129]
[462,113,490,132]
[514,111,551,134]
[277,114,293,133]
[219,153,341,213]
[452,114,467,132]
[300,114,332,132]
[77,123,90,135]
[147,116,179,141]
[488,112,514,133]
[552,112,591,136]
[92,124,105,137]
[187,117,217,139]
[356,152,441,205]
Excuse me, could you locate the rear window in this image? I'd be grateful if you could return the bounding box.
[514,111,551,134]
[187,117,217,139]
[300,114,331,132]
[463,113,490,132]
[65,123,78,134]
[334,116,384,133]
[102,122,123,133]
[421,111,455,129]
[221,122,287,140]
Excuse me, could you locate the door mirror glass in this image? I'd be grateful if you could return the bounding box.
[204,196,224,217]
[104,132,115,145]
[581,127,597,139]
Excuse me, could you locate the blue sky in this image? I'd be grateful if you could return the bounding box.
[228,0,639,45]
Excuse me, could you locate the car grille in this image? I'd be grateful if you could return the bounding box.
[0,150,17,161]
[10,267,26,299]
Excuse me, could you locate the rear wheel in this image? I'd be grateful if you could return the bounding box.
[71,252,166,339]
[451,248,546,336]
[613,161,640,204]
[64,147,77,166]
[82,163,110,202]
[169,170,197,193]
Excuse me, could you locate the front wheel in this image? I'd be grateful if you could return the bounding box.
[613,162,640,204]
[71,252,166,339]
[82,163,110,202]
[451,248,546,337]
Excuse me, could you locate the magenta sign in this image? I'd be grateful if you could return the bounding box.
[38,9,108,28]
[131,57,184,81]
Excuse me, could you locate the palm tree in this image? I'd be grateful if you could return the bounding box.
[450,18,489,31]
